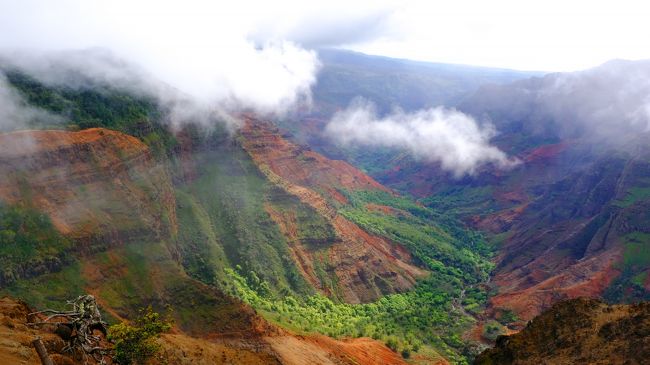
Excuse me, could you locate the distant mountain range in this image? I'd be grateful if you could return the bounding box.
[312,48,543,114]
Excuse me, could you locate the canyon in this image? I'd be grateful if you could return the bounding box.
[0,50,648,364]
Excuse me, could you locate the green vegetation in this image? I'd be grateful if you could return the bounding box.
[3,70,176,157]
[266,187,338,249]
[613,187,650,208]
[173,180,497,362]
[174,139,315,298]
[340,190,493,284]
[497,309,519,325]
[482,320,506,341]
[212,189,495,363]
[605,232,650,303]
[0,71,499,363]
[622,232,650,269]
[93,243,161,312]
[0,202,72,286]
[1,261,85,311]
[108,306,173,365]
[224,267,476,364]
[175,190,231,286]
[422,185,496,218]
[264,186,343,296]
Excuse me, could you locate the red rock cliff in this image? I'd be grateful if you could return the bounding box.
[0,128,177,252]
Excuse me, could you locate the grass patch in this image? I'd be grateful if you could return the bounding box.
[0,202,72,286]
[622,232,650,269]
[1,261,85,311]
[614,187,650,208]
[604,231,650,303]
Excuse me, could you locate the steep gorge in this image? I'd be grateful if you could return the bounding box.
[0,68,499,363]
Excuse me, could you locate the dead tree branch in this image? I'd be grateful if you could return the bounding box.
[29,295,111,365]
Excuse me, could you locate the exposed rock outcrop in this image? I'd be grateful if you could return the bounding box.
[475,297,650,365]
[0,297,69,365]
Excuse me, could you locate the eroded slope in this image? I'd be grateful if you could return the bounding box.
[238,117,426,303]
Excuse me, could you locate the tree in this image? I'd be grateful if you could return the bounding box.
[108,306,172,365]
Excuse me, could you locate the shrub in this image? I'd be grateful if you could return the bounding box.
[401,348,411,358]
[498,309,519,325]
[385,337,399,351]
[108,306,172,365]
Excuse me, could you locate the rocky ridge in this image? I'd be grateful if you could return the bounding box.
[475,297,650,364]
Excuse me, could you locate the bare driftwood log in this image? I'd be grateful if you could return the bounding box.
[32,337,54,365]
[29,295,110,364]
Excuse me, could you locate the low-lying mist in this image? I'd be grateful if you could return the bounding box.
[0,0,401,130]
[0,74,63,132]
[461,59,650,151]
[0,1,330,129]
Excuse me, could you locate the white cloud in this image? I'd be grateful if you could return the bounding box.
[325,98,518,177]
[0,0,330,118]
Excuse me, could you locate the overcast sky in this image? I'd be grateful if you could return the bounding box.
[1,0,649,72]
[354,0,650,71]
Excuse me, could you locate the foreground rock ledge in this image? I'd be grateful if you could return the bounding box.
[475,297,650,365]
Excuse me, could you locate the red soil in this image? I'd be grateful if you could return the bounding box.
[522,142,570,163]
[490,248,622,320]
[0,128,177,243]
